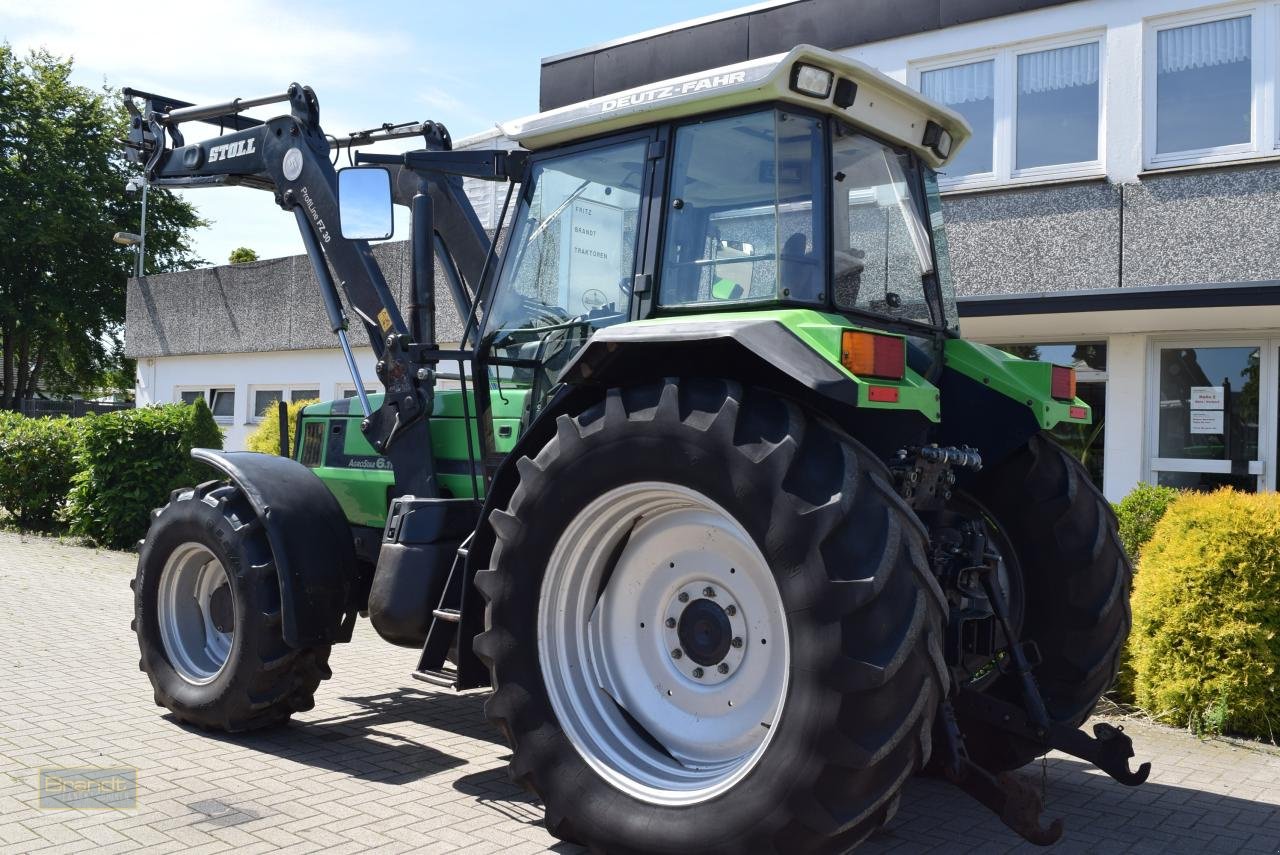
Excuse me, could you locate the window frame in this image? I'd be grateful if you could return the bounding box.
[910,30,1107,192]
[1143,3,1274,170]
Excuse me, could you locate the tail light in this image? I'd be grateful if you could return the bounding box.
[841,330,905,380]
[1051,365,1077,401]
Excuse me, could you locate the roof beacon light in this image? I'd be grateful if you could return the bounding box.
[791,63,834,99]
[922,120,953,160]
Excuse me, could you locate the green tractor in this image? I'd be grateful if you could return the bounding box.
[125,45,1146,852]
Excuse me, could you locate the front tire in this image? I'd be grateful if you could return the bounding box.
[475,380,947,854]
[133,482,331,731]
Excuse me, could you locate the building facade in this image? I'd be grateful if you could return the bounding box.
[127,0,1280,501]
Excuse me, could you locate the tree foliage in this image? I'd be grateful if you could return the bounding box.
[0,45,205,408]
[228,246,259,264]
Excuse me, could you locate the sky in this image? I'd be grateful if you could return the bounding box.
[0,0,748,265]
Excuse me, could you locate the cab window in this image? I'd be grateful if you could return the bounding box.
[484,138,647,393]
[659,109,826,307]
[831,124,936,325]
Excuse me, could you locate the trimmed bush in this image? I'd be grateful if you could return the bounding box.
[1114,482,1180,561]
[0,414,80,531]
[68,401,223,550]
[1130,489,1280,739]
[244,398,317,456]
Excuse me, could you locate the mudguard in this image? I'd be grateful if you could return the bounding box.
[560,317,862,408]
[191,449,359,648]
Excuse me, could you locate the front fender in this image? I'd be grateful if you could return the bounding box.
[191,449,359,647]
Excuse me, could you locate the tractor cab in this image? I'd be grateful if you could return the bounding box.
[473,46,969,419]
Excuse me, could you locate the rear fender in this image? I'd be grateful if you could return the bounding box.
[191,449,359,648]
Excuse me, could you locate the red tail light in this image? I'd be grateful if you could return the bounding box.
[841,331,905,380]
[1051,365,1077,401]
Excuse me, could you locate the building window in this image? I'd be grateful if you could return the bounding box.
[338,385,378,400]
[177,387,236,424]
[1015,42,1100,170]
[920,59,995,179]
[992,342,1107,488]
[914,34,1103,189]
[249,387,322,423]
[209,389,235,423]
[1145,7,1276,168]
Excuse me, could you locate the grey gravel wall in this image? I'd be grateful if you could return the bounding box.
[942,161,1280,298]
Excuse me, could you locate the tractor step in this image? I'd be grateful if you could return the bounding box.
[415,533,473,683]
[412,666,457,688]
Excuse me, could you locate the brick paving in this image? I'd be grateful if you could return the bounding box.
[1,529,1277,854]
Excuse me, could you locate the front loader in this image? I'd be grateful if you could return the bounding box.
[125,45,1147,853]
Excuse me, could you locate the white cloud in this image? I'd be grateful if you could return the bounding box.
[2,0,411,100]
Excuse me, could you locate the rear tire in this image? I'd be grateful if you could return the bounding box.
[133,482,331,732]
[960,433,1132,771]
[475,379,947,854]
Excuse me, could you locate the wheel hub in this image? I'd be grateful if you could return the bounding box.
[677,598,730,666]
[666,583,747,684]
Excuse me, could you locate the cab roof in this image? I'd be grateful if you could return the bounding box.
[502,44,971,169]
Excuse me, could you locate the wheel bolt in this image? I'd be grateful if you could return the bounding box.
[731,637,743,648]
[665,617,676,628]
[672,648,683,659]
[725,605,737,616]
[678,592,689,603]
[703,586,716,598]
[692,667,704,679]
[718,663,729,674]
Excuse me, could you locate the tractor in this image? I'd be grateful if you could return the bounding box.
[124,45,1147,853]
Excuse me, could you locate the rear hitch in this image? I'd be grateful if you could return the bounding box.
[936,699,1064,846]
[954,688,1152,787]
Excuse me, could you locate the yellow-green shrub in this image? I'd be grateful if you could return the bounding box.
[1130,489,1280,738]
[244,398,317,456]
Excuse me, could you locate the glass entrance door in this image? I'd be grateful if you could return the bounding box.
[1149,342,1262,492]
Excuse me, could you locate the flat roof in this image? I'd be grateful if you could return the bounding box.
[957,281,1280,316]
[539,0,1084,111]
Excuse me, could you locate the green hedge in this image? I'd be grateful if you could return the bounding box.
[1111,483,1181,703]
[1114,482,1180,562]
[0,414,81,531]
[1130,489,1280,738]
[67,401,223,550]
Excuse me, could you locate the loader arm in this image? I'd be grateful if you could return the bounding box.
[123,84,514,497]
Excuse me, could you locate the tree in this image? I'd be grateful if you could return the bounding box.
[0,45,205,408]
[228,246,259,264]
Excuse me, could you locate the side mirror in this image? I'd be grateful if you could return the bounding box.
[338,166,393,240]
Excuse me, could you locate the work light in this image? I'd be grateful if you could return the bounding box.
[922,121,953,160]
[790,63,834,99]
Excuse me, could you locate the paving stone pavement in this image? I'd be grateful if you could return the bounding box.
[1,529,1277,854]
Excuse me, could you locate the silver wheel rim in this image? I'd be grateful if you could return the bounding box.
[539,482,789,806]
[157,542,234,685]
